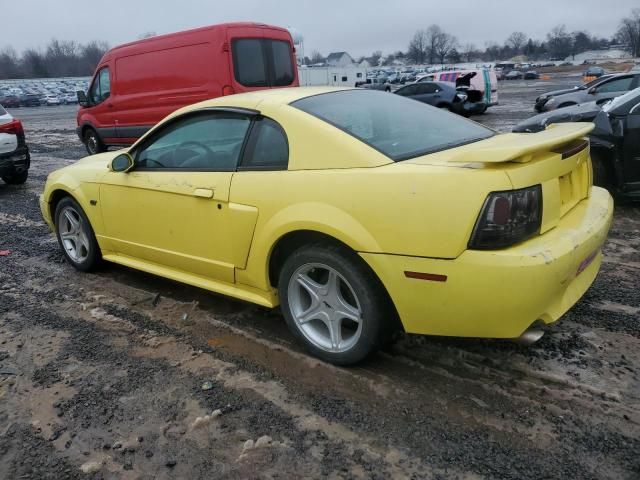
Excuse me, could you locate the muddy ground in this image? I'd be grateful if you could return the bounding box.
[1,78,639,479]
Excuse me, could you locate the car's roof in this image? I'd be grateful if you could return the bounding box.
[171,87,354,117]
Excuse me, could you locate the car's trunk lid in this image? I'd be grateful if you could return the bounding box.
[406,122,595,233]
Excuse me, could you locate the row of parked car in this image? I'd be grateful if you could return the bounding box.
[518,73,640,200]
[0,79,89,108]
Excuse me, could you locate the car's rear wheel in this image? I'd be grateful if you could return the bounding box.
[278,244,392,365]
[1,170,28,185]
[54,197,101,272]
[84,128,105,155]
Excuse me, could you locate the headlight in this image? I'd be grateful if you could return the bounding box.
[469,186,542,250]
[545,97,555,105]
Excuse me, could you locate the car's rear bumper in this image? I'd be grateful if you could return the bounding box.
[0,146,30,176]
[361,187,613,339]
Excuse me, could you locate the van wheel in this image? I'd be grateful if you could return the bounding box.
[84,128,105,155]
[278,243,394,365]
[2,170,28,185]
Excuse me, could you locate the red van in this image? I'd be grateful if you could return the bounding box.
[76,22,299,154]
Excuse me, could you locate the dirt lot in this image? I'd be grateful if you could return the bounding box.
[1,78,639,479]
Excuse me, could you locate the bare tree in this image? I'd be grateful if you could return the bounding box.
[0,47,20,79]
[310,50,324,64]
[434,32,457,65]
[617,9,640,57]
[547,25,573,60]
[81,41,109,73]
[407,30,429,64]
[461,43,477,62]
[21,49,48,78]
[506,32,528,54]
[425,25,443,64]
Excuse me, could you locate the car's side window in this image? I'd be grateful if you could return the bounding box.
[418,83,437,94]
[596,77,633,93]
[89,67,110,104]
[134,113,251,171]
[398,85,417,96]
[239,117,289,170]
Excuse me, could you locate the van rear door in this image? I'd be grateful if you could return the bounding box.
[226,25,298,94]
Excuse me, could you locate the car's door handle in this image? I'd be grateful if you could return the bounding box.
[193,188,214,199]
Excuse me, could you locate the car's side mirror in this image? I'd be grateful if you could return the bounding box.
[77,91,88,107]
[588,87,597,94]
[110,153,134,173]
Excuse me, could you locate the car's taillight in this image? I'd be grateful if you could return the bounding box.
[0,119,24,136]
[469,185,542,250]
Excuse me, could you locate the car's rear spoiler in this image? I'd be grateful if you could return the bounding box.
[448,123,594,164]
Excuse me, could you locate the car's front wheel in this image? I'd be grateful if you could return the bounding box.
[278,244,393,365]
[54,197,101,272]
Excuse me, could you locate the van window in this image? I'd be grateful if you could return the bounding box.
[232,39,268,87]
[232,38,295,88]
[89,67,110,104]
[271,40,295,86]
[240,117,288,170]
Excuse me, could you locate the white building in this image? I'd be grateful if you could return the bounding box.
[326,52,355,68]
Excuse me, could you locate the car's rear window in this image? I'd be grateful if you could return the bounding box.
[292,90,494,161]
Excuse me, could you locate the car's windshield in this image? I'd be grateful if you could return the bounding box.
[602,86,640,113]
[580,76,609,89]
[0,105,6,116]
[292,90,494,161]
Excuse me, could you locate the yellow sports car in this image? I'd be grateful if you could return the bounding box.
[40,87,613,365]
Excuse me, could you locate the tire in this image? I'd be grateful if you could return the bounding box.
[2,170,28,185]
[591,152,613,191]
[278,243,394,365]
[385,87,391,92]
[54,197,101,272]
[83,128,105,155]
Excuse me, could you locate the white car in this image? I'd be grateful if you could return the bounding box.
[63,93,78,104]
[0,104,30,184]
[45,95,61,106]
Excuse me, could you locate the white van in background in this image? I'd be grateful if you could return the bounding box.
[417,69,499,107]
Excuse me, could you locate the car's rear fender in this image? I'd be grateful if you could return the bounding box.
[236,202,383,292]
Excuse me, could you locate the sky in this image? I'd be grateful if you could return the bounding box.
[2,0,637,58]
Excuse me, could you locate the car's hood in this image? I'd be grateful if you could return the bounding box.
[49,151,117,182]
[538,86,580,99]
[513,102,603,133]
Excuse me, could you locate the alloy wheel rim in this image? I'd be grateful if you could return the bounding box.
[87,134,97,154]
[287,263,363,353]
[58,206,90,263]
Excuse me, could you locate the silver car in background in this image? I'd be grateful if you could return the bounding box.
[541,73,640,111]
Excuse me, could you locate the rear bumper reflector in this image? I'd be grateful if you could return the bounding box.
[404,271,448,282]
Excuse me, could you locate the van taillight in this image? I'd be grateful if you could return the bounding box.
[222,85,235,96]
[0,119,24,136]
